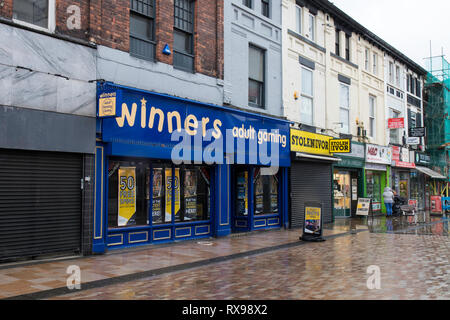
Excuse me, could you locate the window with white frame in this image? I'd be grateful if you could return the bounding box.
[389,109,401,144]
[396,65,400,87]
[301,67,314,125]
[340,83,350,134]
[389,62,394,84]
[373,53,378,75]
[365,48,370,71]
[13,0,55,31]
[295,5,302,34]
[308,13,315,41]
[369,95,376,138]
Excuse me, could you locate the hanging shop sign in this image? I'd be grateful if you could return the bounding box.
[98,90,122,118]
[406,137,420,145]
[415,152,431,166]
[388,118,405,129]
[290,129,333,156]
[99,83,290,167]
[366,144,392,165]
[356,198,371,216]
[409,127,426,138]
[118,167,136,226]
[329,139,351,153]
[392,146,415,168]
[300,202,325,242]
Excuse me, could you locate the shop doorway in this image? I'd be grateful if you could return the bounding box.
[233,167,250,232]
[333,170,359,218]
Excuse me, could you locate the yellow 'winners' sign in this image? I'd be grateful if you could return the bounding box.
[118,167,136,226]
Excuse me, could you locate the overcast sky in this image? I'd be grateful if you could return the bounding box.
[330,0,450,69]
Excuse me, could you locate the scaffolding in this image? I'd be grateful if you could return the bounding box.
[424,54,450,195]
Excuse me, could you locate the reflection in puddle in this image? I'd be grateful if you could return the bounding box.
[324,213,450,236]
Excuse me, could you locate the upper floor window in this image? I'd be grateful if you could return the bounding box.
[174,0,195,72]
[389,62,394,84]
[345,34,350,61]
[295,5,302,34]
[301,67,314,125]
[416,78,422,98]
[243,0,252,8]
[340,83,350,134]
[365,48,370,71]
[248,45,265,108]
[130,0,156,61]
[308,14,315,42]
[373,53,378,75]
[395,66,401,88]
[261,0,270,18]
[335,30,341,56]
[13,0,55,31]
[369,95,376,138]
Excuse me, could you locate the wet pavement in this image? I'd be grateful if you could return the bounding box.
[1,213,449,300]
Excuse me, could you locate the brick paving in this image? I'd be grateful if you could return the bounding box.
[50,230,449,300]
[1,215,449,300]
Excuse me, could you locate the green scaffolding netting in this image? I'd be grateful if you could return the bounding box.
[424,55,450,177]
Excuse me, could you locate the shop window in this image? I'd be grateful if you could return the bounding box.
[179,166,211,222]
[366,171,381,211]
[254,168,279,216]
[235,169,249,216]
[108,160,150,228]
[108,160,211,228]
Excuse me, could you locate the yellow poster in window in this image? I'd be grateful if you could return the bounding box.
[165,168,180,222]
[118,167,136,226]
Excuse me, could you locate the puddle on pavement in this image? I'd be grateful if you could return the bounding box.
[324,213,450,236]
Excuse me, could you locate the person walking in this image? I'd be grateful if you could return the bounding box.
[383,187,394,217]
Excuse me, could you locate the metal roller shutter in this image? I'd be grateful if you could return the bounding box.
[0,149,82,262]
[290,161,332,228]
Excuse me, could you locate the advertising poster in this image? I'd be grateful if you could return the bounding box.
[304,207,321,234]
[270,176,278,213]
[356,198,371,216]
[165,168,172,222]
[165,168,181,222]
[118,167,136,226]
[254,170,264,215]
[236,171,248,216]
[152,168,163,223]
[184,169,198,220]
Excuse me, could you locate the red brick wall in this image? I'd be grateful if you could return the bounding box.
[0,0,223,79]
[155,0,173,65]
[55,0,90,40]
[195,0,223,79]
[0,0,13,19]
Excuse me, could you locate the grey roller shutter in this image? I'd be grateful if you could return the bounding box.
[0,149,82,262]
[290,161,332,228]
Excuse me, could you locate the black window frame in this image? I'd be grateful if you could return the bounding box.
[173,0,195,73]
[335,29,341,56]
[261,0,270,18]
[129,0,156,61]
[345,33,350,61]
[248,44,266,109]
[243,0,252,8]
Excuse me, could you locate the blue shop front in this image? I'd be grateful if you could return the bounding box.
[93,83,291,253]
